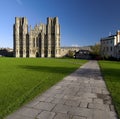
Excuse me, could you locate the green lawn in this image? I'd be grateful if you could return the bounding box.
[0,58,87,118]
[99,61,120,118]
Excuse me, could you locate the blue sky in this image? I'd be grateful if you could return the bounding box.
[1,0,120,48]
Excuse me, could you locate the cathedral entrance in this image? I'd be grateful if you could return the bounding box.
[36,52,39,57]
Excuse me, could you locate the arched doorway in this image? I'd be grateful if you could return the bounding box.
[36,52,39,57]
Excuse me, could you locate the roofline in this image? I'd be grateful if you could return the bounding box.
[101,35,116,41]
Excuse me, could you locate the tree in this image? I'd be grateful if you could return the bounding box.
[90,43,101,59]
[90,44,100,55]
[67,50,74,58]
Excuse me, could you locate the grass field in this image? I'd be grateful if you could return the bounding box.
[0,58,87,118]
[99,61,120,118]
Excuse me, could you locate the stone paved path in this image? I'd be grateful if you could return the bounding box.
[6,61,118,119]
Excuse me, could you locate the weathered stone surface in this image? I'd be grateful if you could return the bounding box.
[54,93,64,98]
[93,98,103,104]
[88,109,117,119]
[36,111,55,119]
[52,104,70,114]
[83,93,97,98]
[6,107,41,119]
[80,102,88,108]
[44,97,54,103]
[51,98,66,104]
[72,116,87,119]
[33,102,55,111]
[6,114,33,119]
[54,113,72,119]
[88,103,110,111]
[68,107,91,117]
[64,99,80,107]
[16,107,41,117]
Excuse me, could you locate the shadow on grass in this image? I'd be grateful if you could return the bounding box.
[18,65,104,79]
[18,65,77,74]
[101,68,120,82]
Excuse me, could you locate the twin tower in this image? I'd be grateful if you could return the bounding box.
[13,17,60,57]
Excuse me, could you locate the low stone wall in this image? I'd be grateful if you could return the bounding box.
[60,46,91,57]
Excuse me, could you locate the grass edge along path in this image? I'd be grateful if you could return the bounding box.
[0,58,87,119]
[99,61,120,118]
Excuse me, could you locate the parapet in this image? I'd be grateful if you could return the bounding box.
[15,17,28,25]
[47,17,59,25]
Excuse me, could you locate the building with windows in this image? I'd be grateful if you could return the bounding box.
[115,43,120,59]
[13,17,60,57]
[74,50,91,59]
[100,30,120,59]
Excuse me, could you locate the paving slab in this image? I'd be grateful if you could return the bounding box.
[54,113,72,119]
[72,116,87,119]
[5,61,118,119]
[36,111,56,119]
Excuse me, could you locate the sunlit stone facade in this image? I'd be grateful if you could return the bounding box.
[100,30,120,59]
[13,17,60,57]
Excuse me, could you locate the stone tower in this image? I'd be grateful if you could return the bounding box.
[14,17,60,58]
[13,17,28,57]
[46,17,60,57]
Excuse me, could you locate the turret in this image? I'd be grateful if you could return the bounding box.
[14,17,20,57]
[54,17,59,24]
[22,17,28,57]
[54,17,60,57]
[116,30,120,45]
[46,17,52,57]
[14,17,28,57]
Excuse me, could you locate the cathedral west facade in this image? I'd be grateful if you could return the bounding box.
[13,17,60,57]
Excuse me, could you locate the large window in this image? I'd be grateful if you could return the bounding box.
[111,47,112,51]
[36,38,39,47]
[106,47,109,51]
[33,38,35,47]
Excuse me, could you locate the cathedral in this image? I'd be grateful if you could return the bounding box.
[13,17,60,57]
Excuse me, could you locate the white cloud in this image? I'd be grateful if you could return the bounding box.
[71,44,80,47]
[16,0,22,5]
